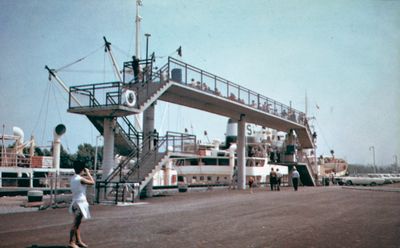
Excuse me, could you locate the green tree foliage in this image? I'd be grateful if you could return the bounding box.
[60,145,74,168]
[75,143,103,170]
[75,143,95,169]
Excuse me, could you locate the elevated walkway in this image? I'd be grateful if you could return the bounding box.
[68,57,316,199]
[68,57,314,148]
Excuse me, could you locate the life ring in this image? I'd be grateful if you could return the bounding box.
[122,89,136,107]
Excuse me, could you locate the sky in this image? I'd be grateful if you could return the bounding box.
[0,0,399,166]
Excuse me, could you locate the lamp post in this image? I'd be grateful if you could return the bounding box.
[369,146,376,173]
[145,33,151,63]
[94,135,103,180]
[93,135,102,203]
[394,155,398,172]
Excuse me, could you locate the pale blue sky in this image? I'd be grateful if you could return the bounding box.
[0,0,399,165]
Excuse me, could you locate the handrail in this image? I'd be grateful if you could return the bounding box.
[166,57,311,132]
[103,134,154,183]
[122,136,168,182]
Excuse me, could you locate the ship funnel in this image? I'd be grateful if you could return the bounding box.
[53,124,66,174]
[54,124,66,136]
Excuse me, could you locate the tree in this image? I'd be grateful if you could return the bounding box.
[75,143,97,169]
[60,145,74,168]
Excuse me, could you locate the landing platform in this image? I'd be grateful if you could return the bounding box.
[68,104,139,117]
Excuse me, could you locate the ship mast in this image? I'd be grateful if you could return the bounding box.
[103,36,123,82]
[45,66,81,106]
[135,0,143,59]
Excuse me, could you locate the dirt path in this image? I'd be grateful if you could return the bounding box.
[0,185,399,248]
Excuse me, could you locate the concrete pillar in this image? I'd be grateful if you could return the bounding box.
[237,115,246,190]
[102,118,115,180]
[145,179,153,198]
[142,102,156,197]
[143,102,155,152]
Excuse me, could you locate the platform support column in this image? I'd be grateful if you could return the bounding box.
[143,102,156,152]
[237,114,246,190]
[142,102,156,197]
[102,118,116,180]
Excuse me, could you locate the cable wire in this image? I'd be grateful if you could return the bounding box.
[55,44,105,72]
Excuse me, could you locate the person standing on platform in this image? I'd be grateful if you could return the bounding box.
[69,161,94,248]
[153,129,159,150]
[269,168,277,191]
[276,168,282,191]
[291,166,300,191]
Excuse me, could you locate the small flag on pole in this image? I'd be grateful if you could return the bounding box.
[177,46,182,57]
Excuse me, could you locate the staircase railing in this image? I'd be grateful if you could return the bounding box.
[102,134,155,184]
[122,131,197,183]
[122,137,168,182]
[95,131,197,203]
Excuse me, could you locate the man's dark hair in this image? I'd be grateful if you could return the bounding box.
[73,160,86,174]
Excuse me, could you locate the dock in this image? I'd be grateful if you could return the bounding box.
[0,184,399,248]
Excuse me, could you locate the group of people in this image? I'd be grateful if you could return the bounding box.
[248,166,301,193]
[269,167,301,191]
[269,168,283,191]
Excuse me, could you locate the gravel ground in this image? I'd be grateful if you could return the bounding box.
[0,184,399,248]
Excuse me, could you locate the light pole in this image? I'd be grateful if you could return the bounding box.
[369,146,376,173]
[145,33,151,63]
[93,135,102,203]
[94,135,103,180]
[394,155,398,172]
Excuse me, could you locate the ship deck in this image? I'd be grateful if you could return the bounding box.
[1,184,399,248]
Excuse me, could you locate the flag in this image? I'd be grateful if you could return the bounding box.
[177,46,182,57]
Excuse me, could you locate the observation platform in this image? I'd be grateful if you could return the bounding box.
[68,57,314,148]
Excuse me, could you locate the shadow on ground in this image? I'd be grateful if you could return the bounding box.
[27,245,68,248]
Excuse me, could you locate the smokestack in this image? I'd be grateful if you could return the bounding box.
[53,124,66,174]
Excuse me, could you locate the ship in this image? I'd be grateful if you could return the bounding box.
[151,118,349,189]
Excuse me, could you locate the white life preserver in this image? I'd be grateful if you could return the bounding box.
[122,89,137,107]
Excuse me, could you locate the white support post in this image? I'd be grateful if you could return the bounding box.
[102,118,116,180]
[29,172,33,188]
[237,114,246,190]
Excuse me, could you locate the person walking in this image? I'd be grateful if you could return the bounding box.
[248,176,255,194]
[69,161,94,248]
[269,168,277,191]
[291,166,300,191]
[276,168,282,191]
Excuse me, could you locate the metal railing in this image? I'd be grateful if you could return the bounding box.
[95,181,136,204]
[95,131,197,203]
[122,131,197,182]
[69,56,313,141]
[166,57,309,127]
